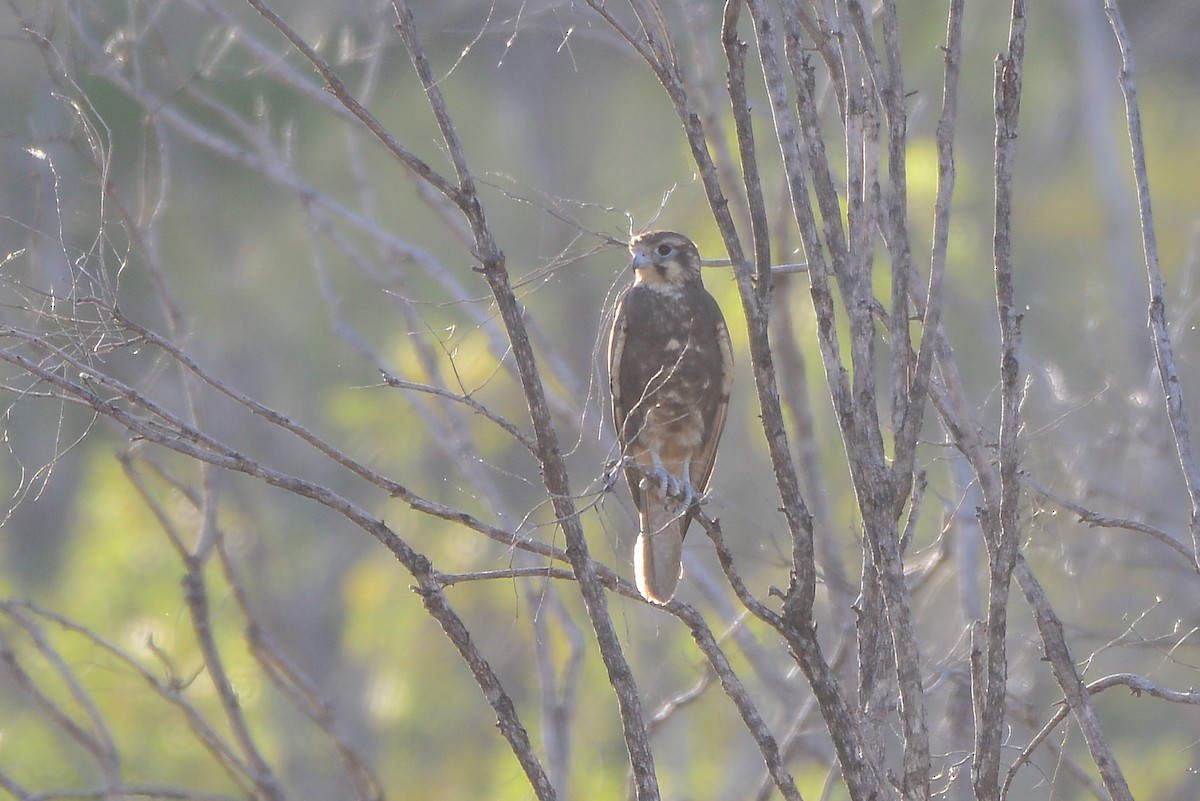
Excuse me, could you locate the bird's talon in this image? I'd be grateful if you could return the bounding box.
[679,484,694,509]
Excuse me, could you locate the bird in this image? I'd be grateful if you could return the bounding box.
[608,230,733,604]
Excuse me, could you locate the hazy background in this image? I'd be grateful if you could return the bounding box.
[2,1,1200,799]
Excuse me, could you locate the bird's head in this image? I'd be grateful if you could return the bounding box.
[629,231,703,289]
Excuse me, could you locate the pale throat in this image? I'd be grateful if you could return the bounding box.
[633,264,686,294]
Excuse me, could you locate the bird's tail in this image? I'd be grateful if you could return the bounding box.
[634,501,687,604]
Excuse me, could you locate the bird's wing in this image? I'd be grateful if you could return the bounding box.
[608,287,642,505]
[612,286,700,504]
[686,292,734,512]
[611,287,687,603]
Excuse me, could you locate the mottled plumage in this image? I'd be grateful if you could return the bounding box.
[608,231,733,604]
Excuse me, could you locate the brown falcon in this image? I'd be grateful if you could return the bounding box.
[608,231,733,604]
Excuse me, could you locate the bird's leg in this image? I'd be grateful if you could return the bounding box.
[655,450,678,497]
[639,449,682,502]
[637,451,700,512]
[675,457,695,509]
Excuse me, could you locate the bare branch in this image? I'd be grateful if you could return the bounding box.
[1104,0,1200,561]
[1013,558,1134,801]
[672,601,805,801]
[434,567,577,587]
[973,2,1028,797]
[1,332,558,800]
[1,599,259,790]
[1028,478,1197,568]
[0,605,123,794]
[893,0,962,492]
[1002,672,1200,798]
[242,0,458,202]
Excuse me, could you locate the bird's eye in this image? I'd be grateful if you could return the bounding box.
[656,244,673,257]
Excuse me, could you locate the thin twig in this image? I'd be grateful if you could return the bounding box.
[243,0,457,202]
[0,606,123,794]
[434,567,576,587]
[1104,0,1200,562]
[892,0,962,499]
[1001,672,1200,798]
[699,257,809,274]
[1028,478,1196,568]
[1013,557,1134,801]
[671,598,804,801]
[183,567,284,801]
[1,599,258,791]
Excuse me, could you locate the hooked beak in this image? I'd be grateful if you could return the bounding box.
[630,251,651,272]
